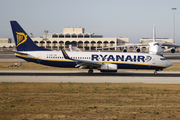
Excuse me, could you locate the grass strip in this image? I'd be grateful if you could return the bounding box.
[0,82,180,119]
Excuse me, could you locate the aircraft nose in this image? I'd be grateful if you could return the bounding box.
[166,60,173,67]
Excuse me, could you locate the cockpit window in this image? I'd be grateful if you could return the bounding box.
[153,43,159,46]
[160,58,166,60]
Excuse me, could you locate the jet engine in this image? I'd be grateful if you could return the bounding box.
[171,48,175,53]
[100,63,117,72]
[136,48,141,52]
[123,49,127,52]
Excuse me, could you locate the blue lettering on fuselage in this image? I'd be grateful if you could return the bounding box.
[100,55,107,61]
[125,55,133,62]
[137,56,145,62]
[92,54,99,61]
[92,54,147,62]
[116,55,124,61]
[107,55,115,61]
[133,56,136,62]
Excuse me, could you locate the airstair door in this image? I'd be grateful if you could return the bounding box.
[37,53,41,63]
[152,58,156,64]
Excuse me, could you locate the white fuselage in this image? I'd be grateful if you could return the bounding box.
[15,51,172,70]
[149,42,164,56]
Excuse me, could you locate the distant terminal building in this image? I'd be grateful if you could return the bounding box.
[139,38,173,51]
[0,38,15,51]
[32,27,129,51]
[140,38,173,44]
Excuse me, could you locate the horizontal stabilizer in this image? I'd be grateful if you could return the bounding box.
[12,50,28,55]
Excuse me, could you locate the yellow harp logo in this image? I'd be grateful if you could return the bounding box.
[16,32,27,47]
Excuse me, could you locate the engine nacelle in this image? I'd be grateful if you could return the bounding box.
[100,63,117,72]
[136,48,141,52]
[123,49,127,52]
[171,48,175,53]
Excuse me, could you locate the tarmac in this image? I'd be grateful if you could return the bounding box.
[0,70,180,84]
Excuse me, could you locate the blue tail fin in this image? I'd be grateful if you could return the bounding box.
[10,21,50,51]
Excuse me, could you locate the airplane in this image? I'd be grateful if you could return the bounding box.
[97,25,180,56]
[10,21,173,74]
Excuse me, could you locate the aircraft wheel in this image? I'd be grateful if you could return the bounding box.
[88,69,93,74]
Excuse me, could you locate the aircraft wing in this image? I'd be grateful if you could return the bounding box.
[161,43,180,47]
[74,59,102,69]
[161,43,180,53]
[12,50,39,59]
[61,48,102,69]
[97,43,149,50]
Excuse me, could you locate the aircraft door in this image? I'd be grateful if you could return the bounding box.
[152,58,156,64]
[37,53,41,63]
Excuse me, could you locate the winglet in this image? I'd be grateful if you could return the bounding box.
[60,48,71,59]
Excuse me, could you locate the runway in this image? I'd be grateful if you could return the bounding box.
[0,70,180,84]
[0,52,180,84]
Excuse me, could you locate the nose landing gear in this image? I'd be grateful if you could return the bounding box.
[154,69,163,74]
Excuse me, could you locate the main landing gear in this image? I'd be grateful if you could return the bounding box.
[88,69,93,74]
[154,70,157,74]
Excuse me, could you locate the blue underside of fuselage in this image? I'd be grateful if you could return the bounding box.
[16,56,164,70]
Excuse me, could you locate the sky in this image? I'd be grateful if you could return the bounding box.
[0,0,180,44]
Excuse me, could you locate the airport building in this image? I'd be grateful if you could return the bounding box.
[32,27,129,51]
[0,38,15,51]
[140,38,173,44]
[139,38,173,51]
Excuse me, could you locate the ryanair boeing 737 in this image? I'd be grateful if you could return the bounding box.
[10,21,172,74]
